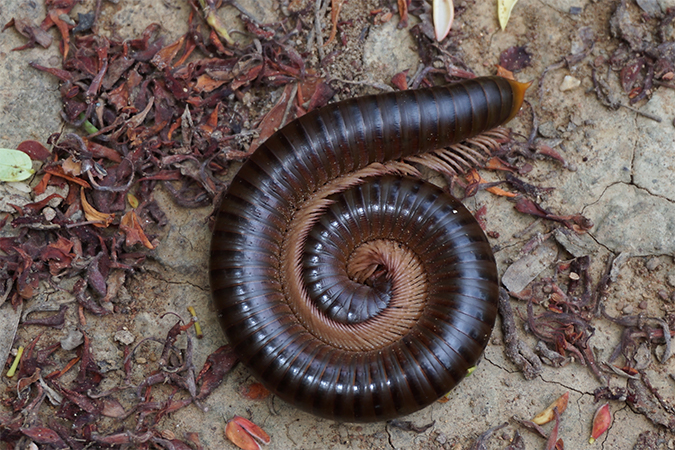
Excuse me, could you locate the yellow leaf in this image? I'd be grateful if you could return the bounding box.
[127,192,139,209]
[498,0,519,30]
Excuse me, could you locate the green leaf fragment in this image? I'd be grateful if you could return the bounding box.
[0,148,35,182]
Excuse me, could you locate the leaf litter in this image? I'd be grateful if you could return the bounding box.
[1,0,673,448]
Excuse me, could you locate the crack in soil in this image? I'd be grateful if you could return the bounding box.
[483,354,593,397]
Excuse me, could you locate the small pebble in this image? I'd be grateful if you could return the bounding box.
[569,6,582,14]
[658,290,670,301]
[638,300,648,309]
[136,357,147,364]
[114,330,135,346]
[560,75,581,91]
[645,257,660,271]
[623,305,634,315]
[43,207,56,222]
[569,272,580,280]
[667,271,675,287]
[538,122,558,138]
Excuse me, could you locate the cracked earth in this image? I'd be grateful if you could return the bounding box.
[1,0,675,448]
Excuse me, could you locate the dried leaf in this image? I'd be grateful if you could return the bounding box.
[544,407,561,450]
[467,169,517,197]
[533,392,569,425]
[589,403,611,443]
[391,71,408,90]
[498,0,519,30]
[433,0,454,41]
[80,188,114,227]
[226,416,270,447]
[62,157,82,176]
[17,140,51,160]
[325,0,345,46]
[0,148,34,182]
[500,46,532,72]
[120,210,155,249]
[225,419,261,450]
[20,426,66,445]
[239,382,271,400]
[44,166,91,188]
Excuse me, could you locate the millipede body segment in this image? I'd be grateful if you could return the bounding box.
[210,76,528,422]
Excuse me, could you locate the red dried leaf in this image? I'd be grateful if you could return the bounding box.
[620,59,645,93]
[248,83,296,154]
[107,82,130,112]
[536,143,567,166]
[225,416,271,450]
[20,426,65,445]
[232,416,270,445]
[101,397,126,418]
[239,382,271,400]
[500,46,532,72]
[225,419,260,450]
[544,407,560,450]
[196,345,238,400]
[391,71,409,90]
[306,80,335,112]
[589,403,611,443]
[151,34,186,70]
[17,140,51,160]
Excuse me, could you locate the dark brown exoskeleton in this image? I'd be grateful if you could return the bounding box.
[210,76,529,422]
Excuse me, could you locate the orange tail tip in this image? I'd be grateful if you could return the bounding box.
[505,78,532,123]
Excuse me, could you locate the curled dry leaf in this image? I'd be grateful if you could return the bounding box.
[533,392,569,425]
[466,169,517,197]
[589,403,611,444]
[120,210,155,249]
[225,416,270,450]
[80,188,114,227]
[433,0,454,41]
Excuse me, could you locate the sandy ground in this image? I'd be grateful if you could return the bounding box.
[1,0,675,448]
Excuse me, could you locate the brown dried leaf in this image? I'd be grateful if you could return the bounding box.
[194,74,228,93]
[80,188,114,227]
[533,392,569,425]
[248,83,295,153]
[120,210,154,249]
[62,157,82,176]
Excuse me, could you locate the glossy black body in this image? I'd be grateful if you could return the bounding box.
[210,76,518,422]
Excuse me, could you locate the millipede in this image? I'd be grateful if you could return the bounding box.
[210,76,529,422]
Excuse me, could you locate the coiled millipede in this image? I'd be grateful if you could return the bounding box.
[210,76,528,422]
